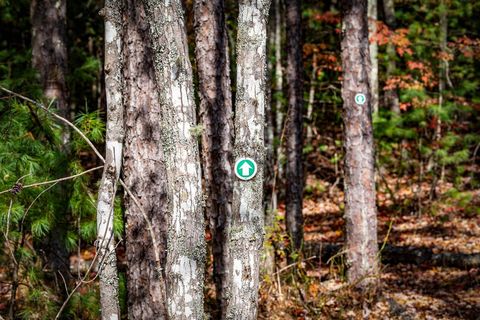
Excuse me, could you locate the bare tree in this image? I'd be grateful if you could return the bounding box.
[122,0,168,318]
[225,1,271,319]
[142,0,205,318]
[96,0,124,319]
[341,0,379,288]
[285,0,304,254]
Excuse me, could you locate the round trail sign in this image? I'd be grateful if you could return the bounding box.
[355,93,366,105]
[234,158,257,181]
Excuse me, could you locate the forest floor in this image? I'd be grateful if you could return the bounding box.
[257,174,480,320]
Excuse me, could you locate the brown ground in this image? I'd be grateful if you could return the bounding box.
[258,175,480,320]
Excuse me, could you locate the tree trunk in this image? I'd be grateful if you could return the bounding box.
[123,0,168,318]
[306,52,317,144]
[273,0,285,181]
[383,0,400,113]
[142,1,205,318]
[30,0,70,290]
[368,0,379,115]
[193,0,233,315]
[285,0,304,253]
[96,1,124,319]
[225,1,271,319]
[31,0,69,122]
[341,0,379,289]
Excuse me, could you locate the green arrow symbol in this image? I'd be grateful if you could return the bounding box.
[239,161,252,176]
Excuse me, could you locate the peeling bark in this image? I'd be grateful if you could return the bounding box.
[123,0,168,318]
[193,0,233,315]
[341,0,379,288]
[96,1,124,319]
[142,1,205,318]
[225,1,271,319]
[285,0,304,253]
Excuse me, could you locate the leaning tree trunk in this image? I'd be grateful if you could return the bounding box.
[193,0,233,315]
[96,1,123,319]
[225,1,271,319]
[142,1,205,319]
[122,0,168,318]
[285,0,304,254]
[383,0,400,113]
[30,0,70,290]
[368,0,379,115]
[341,0,379,289]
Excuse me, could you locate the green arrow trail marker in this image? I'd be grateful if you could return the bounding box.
[354,93,366,105]
[234,158,257,181]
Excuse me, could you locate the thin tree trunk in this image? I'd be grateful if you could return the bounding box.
[96,1,124,319]
[225,1,271,319]
[142,1,205,318]
[123,0,168,318]
[341,0,379,289]
[193,0,233,315]
[368,0,379,115]
[30,0,70,290]
[383,0,400,114]
[306,53,317,144]
[273,0,285,181]
[285,0,304,253]
[262,0,280,277]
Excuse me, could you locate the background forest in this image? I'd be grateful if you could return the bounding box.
[0,0,479,319]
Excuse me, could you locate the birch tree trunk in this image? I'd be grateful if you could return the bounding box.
[31,0,70,290]
[285,0,304,253]
[341,0,379,289]
[193,0,233,315]
[383,0,400,113]
[96,1,123,319]
[225,1,271,319]
[142,1,205,318]
[368,0,379,115]
[123,0,168,318]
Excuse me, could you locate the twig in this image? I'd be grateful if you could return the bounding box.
[5,199,13,240]
[21,182,59,230]
[0,166,103,196]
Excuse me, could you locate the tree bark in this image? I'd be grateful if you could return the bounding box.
[285,0,304,253]
[193,0,233,315]
[341,0,379,288]
[30,0,70,290]
[306,52,317,144]
[31,0,69,122]
[383,0,400,113]
[273,0,285,181]
[96,1,124,319]
[368,0,379,115]
[142,1,206,318]
[225,1,271,319]
[123,0,168,318]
